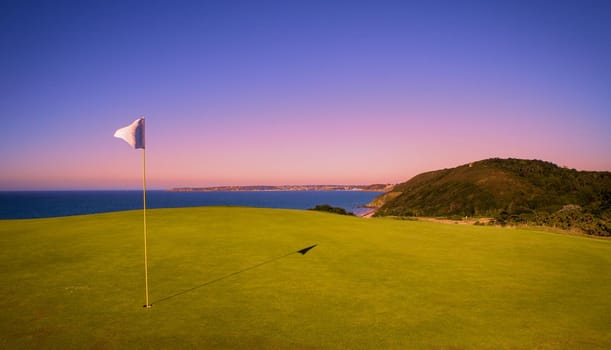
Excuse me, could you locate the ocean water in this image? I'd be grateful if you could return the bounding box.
[0,191,382,219]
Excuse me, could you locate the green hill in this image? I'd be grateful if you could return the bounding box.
[372,158,611,235]
[1,207,611,349]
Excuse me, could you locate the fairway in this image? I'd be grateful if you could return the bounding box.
[1,207,610,349]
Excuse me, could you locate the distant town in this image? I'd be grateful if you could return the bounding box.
[170,184,393,192]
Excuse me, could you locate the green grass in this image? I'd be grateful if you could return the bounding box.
[1,207,611,349]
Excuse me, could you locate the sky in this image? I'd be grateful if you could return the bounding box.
[0,0,610,190]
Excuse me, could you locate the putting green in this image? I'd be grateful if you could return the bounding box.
[1,207,610,349]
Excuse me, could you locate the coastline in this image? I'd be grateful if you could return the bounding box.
[357,208,377,218]
[170,184,393,192]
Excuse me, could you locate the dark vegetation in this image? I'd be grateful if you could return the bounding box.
[373,158,611,236]
[309,204,355,216]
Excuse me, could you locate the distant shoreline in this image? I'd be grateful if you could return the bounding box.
[170,184,393,192]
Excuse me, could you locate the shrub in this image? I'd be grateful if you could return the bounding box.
[309,204,354,216]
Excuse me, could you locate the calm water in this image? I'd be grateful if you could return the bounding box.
[0,191,381,219]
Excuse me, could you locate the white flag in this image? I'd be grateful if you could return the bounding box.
[114,118,145,149]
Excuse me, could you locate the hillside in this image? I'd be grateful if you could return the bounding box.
[372,158,611,235]
[1,207,611,348]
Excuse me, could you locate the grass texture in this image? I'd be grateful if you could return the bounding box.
[1,207,610,349]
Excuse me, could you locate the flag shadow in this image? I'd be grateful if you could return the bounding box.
[150,244,316,306]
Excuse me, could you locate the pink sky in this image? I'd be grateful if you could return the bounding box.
[2,103,609,190]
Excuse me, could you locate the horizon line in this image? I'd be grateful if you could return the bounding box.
[0,183,394,192]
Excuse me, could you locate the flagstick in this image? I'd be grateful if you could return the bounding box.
[143,148,151,308]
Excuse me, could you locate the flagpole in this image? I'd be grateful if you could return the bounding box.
[113,117,149,308]
[143,147,151,308]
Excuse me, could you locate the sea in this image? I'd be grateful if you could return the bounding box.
[0,191,382,219]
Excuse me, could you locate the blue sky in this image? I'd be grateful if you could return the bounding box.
[1,0,610,189]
